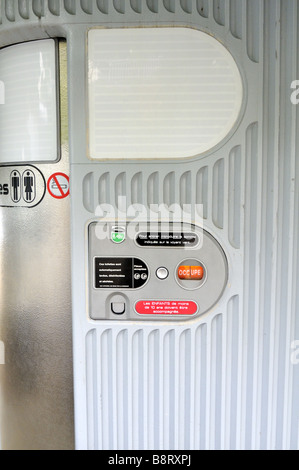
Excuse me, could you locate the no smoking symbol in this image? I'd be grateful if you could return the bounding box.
[47,173,70,199]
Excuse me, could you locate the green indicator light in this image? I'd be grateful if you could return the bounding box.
[111,231,125,244]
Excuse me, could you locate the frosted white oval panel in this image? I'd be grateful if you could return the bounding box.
[88,28,243,160]
[0,40,57,163]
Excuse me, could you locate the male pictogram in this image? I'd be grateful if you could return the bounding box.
[11,171,20,203]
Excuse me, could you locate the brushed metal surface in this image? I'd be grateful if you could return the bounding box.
[0,41,74,450]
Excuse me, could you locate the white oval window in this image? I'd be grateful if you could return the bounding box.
[88,27,243,160]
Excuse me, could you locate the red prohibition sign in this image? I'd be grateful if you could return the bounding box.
[47,172,70,199]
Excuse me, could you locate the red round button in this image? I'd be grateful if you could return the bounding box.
[178,265,204,280]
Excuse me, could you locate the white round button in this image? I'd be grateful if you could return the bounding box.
[156,267,169,280]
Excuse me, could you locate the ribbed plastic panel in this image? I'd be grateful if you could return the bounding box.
[71,0,299,450]
[82,158,242,250]
[0,0,252,21]
[85,301,241,450]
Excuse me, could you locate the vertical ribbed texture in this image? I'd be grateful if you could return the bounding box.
[80,0,299,450]
[96,0,109,14]
[229,0,242,39]
[246,0,260,62]
[213,0,225,26]
[212,159,225,229]
[228,146,241,248]
[196,0,209,18]
[196,166,208,220]
[83,160,245,249]
[87,297,241,451]
[241,0,299,450]
[258,1,280,449]
[0,0,260,39]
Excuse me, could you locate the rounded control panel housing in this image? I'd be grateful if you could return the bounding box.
[88,222,228,321]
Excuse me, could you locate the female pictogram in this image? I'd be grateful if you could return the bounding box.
[22,170,36,203]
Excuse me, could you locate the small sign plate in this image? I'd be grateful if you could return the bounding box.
[0,165,45,208]
[135,300,198,316]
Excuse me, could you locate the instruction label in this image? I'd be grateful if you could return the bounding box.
[136,232,199,248]
[135,300,198,316]
[94,257,149,289]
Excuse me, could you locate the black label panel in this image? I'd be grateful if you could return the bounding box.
[136,232,198,248]
[95,257,149,289]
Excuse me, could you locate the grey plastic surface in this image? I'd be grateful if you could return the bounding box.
[0,0,297,451]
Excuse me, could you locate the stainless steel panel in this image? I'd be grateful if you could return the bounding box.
[0,41,74,450]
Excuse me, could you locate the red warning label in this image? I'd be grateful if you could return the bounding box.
[135,300,198,316]
[47,173,69,199]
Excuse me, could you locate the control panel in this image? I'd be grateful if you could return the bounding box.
[88,222,228,321]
